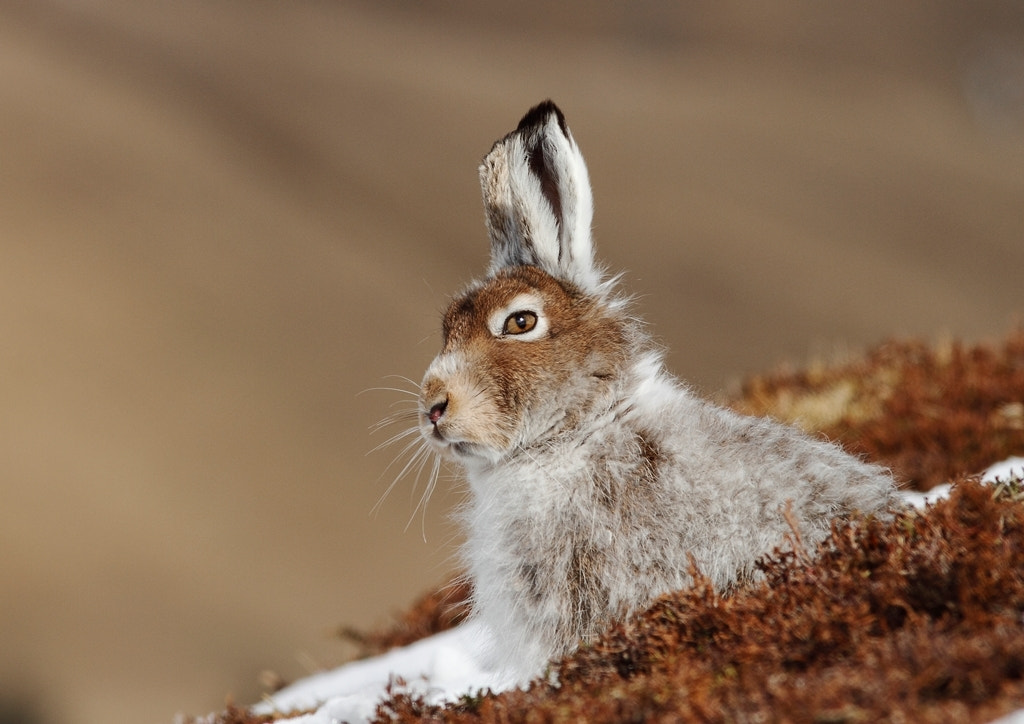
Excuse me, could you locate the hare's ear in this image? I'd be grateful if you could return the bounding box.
[479,101,600,292]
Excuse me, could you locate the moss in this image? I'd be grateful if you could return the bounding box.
[375,479,1024,723]
[338,578,473,658]
[734,329,1024,491]
[196,330,1024,723]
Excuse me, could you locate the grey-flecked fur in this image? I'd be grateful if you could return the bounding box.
[418,101,900,680]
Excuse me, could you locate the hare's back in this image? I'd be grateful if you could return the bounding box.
[637,397,895,577]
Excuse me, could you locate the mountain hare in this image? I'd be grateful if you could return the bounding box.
[417,101,898,679]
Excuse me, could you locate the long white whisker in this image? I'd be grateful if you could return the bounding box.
[391,440,436,492]
[369,407,420,433]
[358,386,421,398]
[362,372,451,540]
[371,439,433,515]
[378,434,430,477]
[374,412,419,438]
[368,424,423,454]
[402,449,436,533]
[410,452,444,542]
[357,373,421,397]
[382,374,422,389]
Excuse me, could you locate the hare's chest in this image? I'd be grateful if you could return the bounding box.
[494,511,618,642]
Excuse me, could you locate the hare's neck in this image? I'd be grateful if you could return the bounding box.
[460,357,688,667]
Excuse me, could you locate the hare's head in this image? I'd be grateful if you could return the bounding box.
[420,102,635,466]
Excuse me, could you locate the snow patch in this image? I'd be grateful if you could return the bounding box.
[254,618,514,723]
[983,456,1024,484]
[250,457,1024,723]
[897,456,1024,510]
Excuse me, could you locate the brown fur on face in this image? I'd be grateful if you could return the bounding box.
[420,264,633,463]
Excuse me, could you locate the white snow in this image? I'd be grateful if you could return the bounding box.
[982,456,1024,486]
[898,482,953,509]
[992,708,1024,724]
[250,456,1024,723]
[253,618,515,723]
[897,456,1024,510]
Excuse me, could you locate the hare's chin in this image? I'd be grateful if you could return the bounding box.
[422,425,460,450]
[451,441,482,458]
[424,430,495,463]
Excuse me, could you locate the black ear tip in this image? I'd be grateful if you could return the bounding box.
[516,100,568,136]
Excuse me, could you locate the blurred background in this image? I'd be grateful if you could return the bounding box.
[1,2,1022,722]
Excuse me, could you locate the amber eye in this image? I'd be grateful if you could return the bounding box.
[502,310,538,335]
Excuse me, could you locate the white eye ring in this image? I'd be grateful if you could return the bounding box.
[488,293,549,340]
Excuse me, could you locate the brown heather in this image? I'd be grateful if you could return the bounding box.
[374,476,1024,724]
[734,329,1024,492]
[339,578,473,655]
[195,330,1024,723]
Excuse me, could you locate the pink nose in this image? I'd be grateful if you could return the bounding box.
[428,400,448,425]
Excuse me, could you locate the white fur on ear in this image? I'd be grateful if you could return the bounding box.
[480,101,600,292]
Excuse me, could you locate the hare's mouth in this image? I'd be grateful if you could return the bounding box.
[424,424,472,456]
[425,429,493,463]
[437,436,482,460]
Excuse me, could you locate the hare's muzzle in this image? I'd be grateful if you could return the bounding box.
[419,350,513,462]
[420,368,453,442]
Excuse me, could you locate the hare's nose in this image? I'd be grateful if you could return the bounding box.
[428,400,448,425]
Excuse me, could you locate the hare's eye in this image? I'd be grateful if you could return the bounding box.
[503,310,538,335]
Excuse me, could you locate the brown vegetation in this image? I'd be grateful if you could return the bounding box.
[198,331,1024,722]
[735,329,1024,491]
[339,578,473,657]
[379,478,1024,723]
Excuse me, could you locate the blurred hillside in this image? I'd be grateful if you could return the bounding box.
[0,2,1021,723]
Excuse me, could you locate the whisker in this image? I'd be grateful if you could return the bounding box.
[361,372,448,540]
[357,372,422,401]
[358,386,421,398]
[390,440,436,493]
[371,439,432,515]
[382,374,422,389]
[367,425,422,455]
[379,434,430,477]
[404,450,443,538]
[409,452,444,541]
[399,450,439,531]
[385,398,421,410]
[369,409,421,435]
